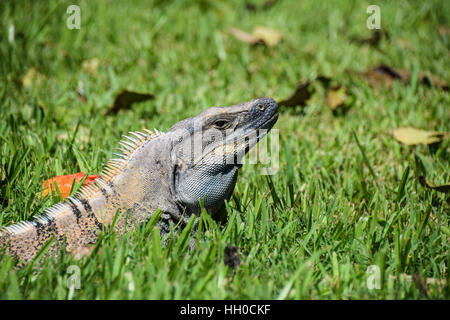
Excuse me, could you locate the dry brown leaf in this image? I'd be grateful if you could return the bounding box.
[418,176,450,193]
[326,85,347,111]
[278,81,312,107]
[420,73,449,91]
[359,65,448,90]
[361,65,405,89]
[393,127,449,146]
[252,26,283,47]
[228,26,282,47]
[228,27,263,45]
[224,245,241,269]
[82,58,101,78]
[22,67,45,88]
[105,89,155,116]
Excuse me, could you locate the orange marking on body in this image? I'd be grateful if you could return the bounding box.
[42,173,99,199]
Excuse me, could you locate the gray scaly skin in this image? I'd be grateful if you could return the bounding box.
[0,98,278,265]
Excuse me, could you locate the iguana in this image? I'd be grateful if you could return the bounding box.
[0,97,278,265]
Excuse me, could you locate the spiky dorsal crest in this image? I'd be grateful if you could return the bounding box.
[77,129,162,197]
[0,129,163,235]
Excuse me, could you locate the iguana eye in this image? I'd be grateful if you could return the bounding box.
[212,120,230,129]
[258,104,265,111]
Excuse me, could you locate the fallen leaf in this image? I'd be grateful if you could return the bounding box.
[82,58,101,78]
[224,245,240,269]
[326,85,347,111]
[393,127,450,145]
[278,81,312,107]
[252,26,283,47]
[420,73,449,91]
[228,26,282,47]
[228,27,264,45]
[105,89,155,116]
[42,172,99,199]
[418,176,450,193]
[360,65,405,89]
[22,67,45,88]
[358,65,448,90]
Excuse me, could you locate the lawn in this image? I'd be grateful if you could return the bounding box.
[0,0,449,299]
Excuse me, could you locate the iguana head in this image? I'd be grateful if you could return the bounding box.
[169,97,278,216]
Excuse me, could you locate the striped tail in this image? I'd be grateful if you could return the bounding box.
[0,195,105,265]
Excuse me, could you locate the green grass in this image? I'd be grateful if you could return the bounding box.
[0,0,449,299]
